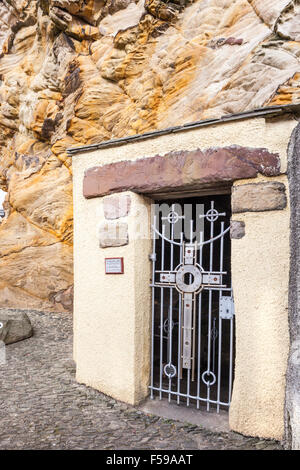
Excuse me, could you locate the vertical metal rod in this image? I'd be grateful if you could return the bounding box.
[207,290,212,411]
[170,204,175,269]
[192,240,197,382]
[190,219,194,244]
[180,241,185,382]
[192,293,196,382]
[228,266,234,404]
[168,212,175,402]
[229,316,234,403]
[209,201,214,270]
[150,215,157,399]
[212,317,216,372]
[207,201,214,411]
[217,222,224,412]
[196,231,203,409]
[187,369,190,407]
[159,224,165,400]
[186,219,193,405]
[177,232,183,405]
[180,297,183,381]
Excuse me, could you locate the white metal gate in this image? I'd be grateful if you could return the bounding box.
[149,198,235,412]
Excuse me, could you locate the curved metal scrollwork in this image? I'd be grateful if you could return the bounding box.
[151,224,230,247]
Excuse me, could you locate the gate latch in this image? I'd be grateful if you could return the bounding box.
[219,296,235,320]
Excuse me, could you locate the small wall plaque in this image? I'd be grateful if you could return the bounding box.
[105,257,124,274]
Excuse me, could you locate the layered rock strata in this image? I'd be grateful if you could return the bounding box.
[0,0,299,311]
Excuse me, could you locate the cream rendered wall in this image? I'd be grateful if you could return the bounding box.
[72,115,296,436]
[73,188,152,404]
[230,174,290,440]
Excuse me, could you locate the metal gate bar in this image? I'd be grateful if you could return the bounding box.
[168,211,175,402]
[196,231,203,409]
[217,221,224,412]
[150,214,156,400]
[177,231,183,405]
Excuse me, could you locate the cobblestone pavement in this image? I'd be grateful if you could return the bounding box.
[0,311,282,450]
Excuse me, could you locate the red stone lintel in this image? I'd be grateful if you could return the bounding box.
[83,146,281,199]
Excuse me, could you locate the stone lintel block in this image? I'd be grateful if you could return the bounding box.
[83,146,280,199]
[103,194,131,220]
[232,182,287,213]
[0,309,33,345]
[99,221,128,248]
[230,220,246,239]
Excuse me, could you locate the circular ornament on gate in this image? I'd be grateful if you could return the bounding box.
[0,322,3,330]
[206,208,219,222]
[167,211,179,224]
[202,370,216,386]
[175,265,202,293]
[164,363,177,378]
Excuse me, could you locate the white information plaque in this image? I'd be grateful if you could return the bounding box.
[105,257,124,274]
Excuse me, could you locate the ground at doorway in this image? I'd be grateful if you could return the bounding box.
[0,311,282,450]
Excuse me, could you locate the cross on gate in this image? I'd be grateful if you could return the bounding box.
[155,243,226,381]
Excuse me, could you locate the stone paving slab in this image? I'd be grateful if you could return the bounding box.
[0,311,283,450]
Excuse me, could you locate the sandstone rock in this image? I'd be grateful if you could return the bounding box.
[232,182,287,213]
[103,194,131,219]
[50,285,74,311]
[0,0,299,312]
[145,0,179,21]
[99,221,129,247]
[0,308,33,345]
[247,1,292,28]
[267,73,300,107]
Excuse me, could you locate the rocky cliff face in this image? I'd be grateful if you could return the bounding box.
[0,0,299,312]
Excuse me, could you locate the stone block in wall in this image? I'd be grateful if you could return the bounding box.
[103,194,131,220]
[83,146,281,199]
[230,220,245,239]
[232,182,287,213]
[99,221,129,248]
